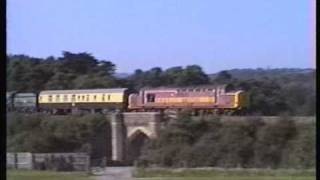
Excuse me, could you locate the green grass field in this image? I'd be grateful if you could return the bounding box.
[7,170,93,180]
[135,177,315,180]
[134,168,316,180]
[7,168,316,180]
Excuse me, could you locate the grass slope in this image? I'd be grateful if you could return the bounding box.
[134,168,316,180]
[135,178,314,180]
[7,170,93,180]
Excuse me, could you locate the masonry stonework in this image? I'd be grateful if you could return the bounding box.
[111,113,126,162]
[111,112,163,164]
[110,113,315,164]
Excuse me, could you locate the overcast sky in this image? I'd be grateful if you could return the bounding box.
[7,0,315,73]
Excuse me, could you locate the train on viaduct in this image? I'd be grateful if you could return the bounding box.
[7,84,248,115]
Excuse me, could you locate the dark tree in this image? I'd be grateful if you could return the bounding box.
[214,70,232,84]
[175,65,209,86]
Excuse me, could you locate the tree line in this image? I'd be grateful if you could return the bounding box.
[7,51,315,116]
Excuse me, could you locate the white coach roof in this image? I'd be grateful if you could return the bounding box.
[40,88,127,95]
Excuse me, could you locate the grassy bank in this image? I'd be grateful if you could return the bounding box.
[7,170,93,180]
[134,168,316,180]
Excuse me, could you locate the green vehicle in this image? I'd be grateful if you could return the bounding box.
[7,92,38,113]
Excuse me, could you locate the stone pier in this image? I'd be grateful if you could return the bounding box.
[111,113,126,162]
[111,112,163,164]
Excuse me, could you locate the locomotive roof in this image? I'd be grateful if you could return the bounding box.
[40,88,128,95]
[141,84,229,90]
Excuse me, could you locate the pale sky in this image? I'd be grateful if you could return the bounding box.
[7,0,315,73]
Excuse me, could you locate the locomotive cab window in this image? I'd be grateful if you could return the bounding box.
[147,94,155,102]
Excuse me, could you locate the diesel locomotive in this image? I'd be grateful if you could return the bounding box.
[129,85,247,114]
[7,85,248,115]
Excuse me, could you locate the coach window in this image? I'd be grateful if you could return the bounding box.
[196,89,200,92]
[48,95,52,102]
[63,95,68,102]
[93,95,97,101]
[147,94,155,102]
[102,94,105,101]
[82,96,85,101]
[108,94,111,101]
[71,95,76,102]
[86,95,89,101]
[78,96,81,100]
[39,96,42,102]
[56,95,60,102]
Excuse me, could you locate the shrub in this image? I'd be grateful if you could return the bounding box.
[138,116,312,169]
[6,112,111,161]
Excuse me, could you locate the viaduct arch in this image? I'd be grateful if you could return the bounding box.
[111,112,163,164]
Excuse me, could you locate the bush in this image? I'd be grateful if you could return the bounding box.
[6,112,111,161]
[253,117,297,168]
[138,116,313,169]
[281,122,315,168]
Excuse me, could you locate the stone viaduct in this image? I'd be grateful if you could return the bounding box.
[109,112,315,164]
[111,112,164,164]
